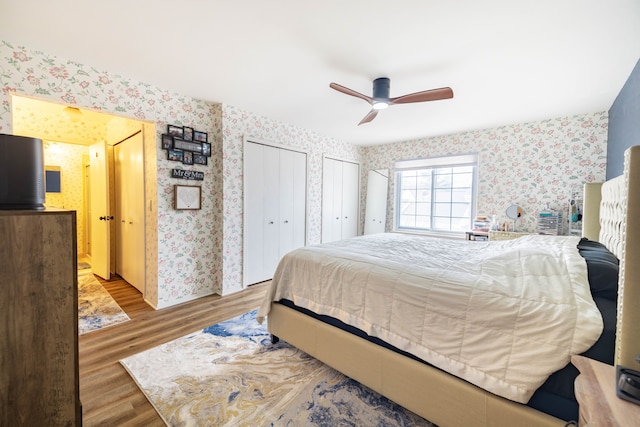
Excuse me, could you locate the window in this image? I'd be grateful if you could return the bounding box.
[395,154,477,234]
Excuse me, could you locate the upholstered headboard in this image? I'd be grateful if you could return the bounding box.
[583,145,640,369]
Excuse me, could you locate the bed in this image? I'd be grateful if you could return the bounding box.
[257,145,640,426]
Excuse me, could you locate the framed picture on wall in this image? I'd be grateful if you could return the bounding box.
[167,124,183,138]
[201,142,211,157]
[161,134,173,150]
[194,153,207,165]
[194,131,208,143]
[183,126,194,141]
[183,151,194,165]
[168,149,183,162]
[174,185,201,210]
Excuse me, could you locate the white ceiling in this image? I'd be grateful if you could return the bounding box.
[1,0,639,146]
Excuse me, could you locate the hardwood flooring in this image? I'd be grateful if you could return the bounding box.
[80,274,270,426]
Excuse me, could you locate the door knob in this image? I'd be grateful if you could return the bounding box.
[284,220,289,224]
[99,216,114,221]
[268,221,274,224]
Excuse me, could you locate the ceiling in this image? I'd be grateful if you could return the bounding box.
[2,0,639,146]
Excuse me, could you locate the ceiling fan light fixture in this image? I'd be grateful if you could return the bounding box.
[372,100,389,110]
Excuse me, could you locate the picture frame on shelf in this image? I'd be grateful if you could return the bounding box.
[201,142,211,157]
[183,126,194,141]
[194,131,208,143]
[161,134,173,150]
[167,124,183,138]
[183,151,194,165]
[174,185,201,210]
[167,149,183,162]
[194,153,207,165]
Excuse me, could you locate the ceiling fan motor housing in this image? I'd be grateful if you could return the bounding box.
[372,77,390,100]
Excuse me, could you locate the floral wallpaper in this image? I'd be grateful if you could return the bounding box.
[0,40,218,308]
[42,141,89,255]
[0,39,609,308]
[219,105,362,294]
[361,112,609,233]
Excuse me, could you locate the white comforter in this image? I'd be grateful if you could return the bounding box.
[256,233,603,403]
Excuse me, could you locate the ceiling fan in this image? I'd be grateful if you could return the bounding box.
[329,77,453,125]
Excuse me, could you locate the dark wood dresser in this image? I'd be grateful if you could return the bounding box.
[0,209,81,426]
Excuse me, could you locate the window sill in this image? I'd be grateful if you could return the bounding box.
[392,229,467,240]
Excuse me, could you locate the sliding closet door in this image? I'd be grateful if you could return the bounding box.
[244,141,307,287]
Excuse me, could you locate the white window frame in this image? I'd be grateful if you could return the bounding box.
[394,153,478,236]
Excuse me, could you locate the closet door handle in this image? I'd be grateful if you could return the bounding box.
[268,221,274,225]
[284,220,289,224]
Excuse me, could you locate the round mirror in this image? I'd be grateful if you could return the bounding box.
[505,204,523,220]
[505,204,524,232]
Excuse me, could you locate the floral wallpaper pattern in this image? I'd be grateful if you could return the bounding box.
[1,40,218,308]
[42,141,89,255]
[1,39,609,308]
[361,112,609,233]
[220,105,362,294]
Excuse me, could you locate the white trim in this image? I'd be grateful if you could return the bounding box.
[394,152,478,171]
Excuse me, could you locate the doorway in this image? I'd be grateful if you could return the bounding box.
[10,94,152,296]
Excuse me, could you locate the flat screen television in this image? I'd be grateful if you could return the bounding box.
[0,133,45,210]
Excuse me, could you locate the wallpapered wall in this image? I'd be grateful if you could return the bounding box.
[0,40,219,308]
[0,40,361,304]
[219,106,362,294]
[361,112,609,233]
[0,40,609,306]
[43,141,89,255]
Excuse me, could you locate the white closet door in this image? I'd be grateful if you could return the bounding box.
[321,158,336,243]
[244,141,307,286]
[278,148,295,256]
[244,142,266,285]
[262,145,281,280]
[341,161,359,239]
[291,150,306,250]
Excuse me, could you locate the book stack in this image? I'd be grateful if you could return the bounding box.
[473,216,491,232]
[537,210,563,235]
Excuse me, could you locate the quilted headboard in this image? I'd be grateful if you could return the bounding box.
[585,145,640,368]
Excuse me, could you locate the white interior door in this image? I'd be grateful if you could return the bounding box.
[89,141,110,280]
[114,133,145,292]
[262,145,281,279]
[364,169,389,235]
[321,157,335,243]
[278,148,295,256]
[244,142,266,286]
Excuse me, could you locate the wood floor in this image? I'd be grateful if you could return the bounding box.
[80,274,270,426]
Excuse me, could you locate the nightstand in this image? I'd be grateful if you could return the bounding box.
[572,355,640,426]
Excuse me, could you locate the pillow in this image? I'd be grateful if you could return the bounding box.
[578,238,619,301]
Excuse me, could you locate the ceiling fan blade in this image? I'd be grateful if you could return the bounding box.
[389,87,454,105]
[330,82,373,104]
[358,109,378,126]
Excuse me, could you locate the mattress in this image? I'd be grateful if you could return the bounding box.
[257,233,604,403]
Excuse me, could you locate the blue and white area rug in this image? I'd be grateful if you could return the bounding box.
[78,270,130,335]
[120,310,433,426]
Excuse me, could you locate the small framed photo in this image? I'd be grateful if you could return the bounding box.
[183,151,194,165]
[167,124,183,138]
[194,153,207,165]
[174,185,201,210]
[194,131,208,143]
[167,149,183,162]
[183,126,194,141]
[201,142,211,157]
[161,134,173,150]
